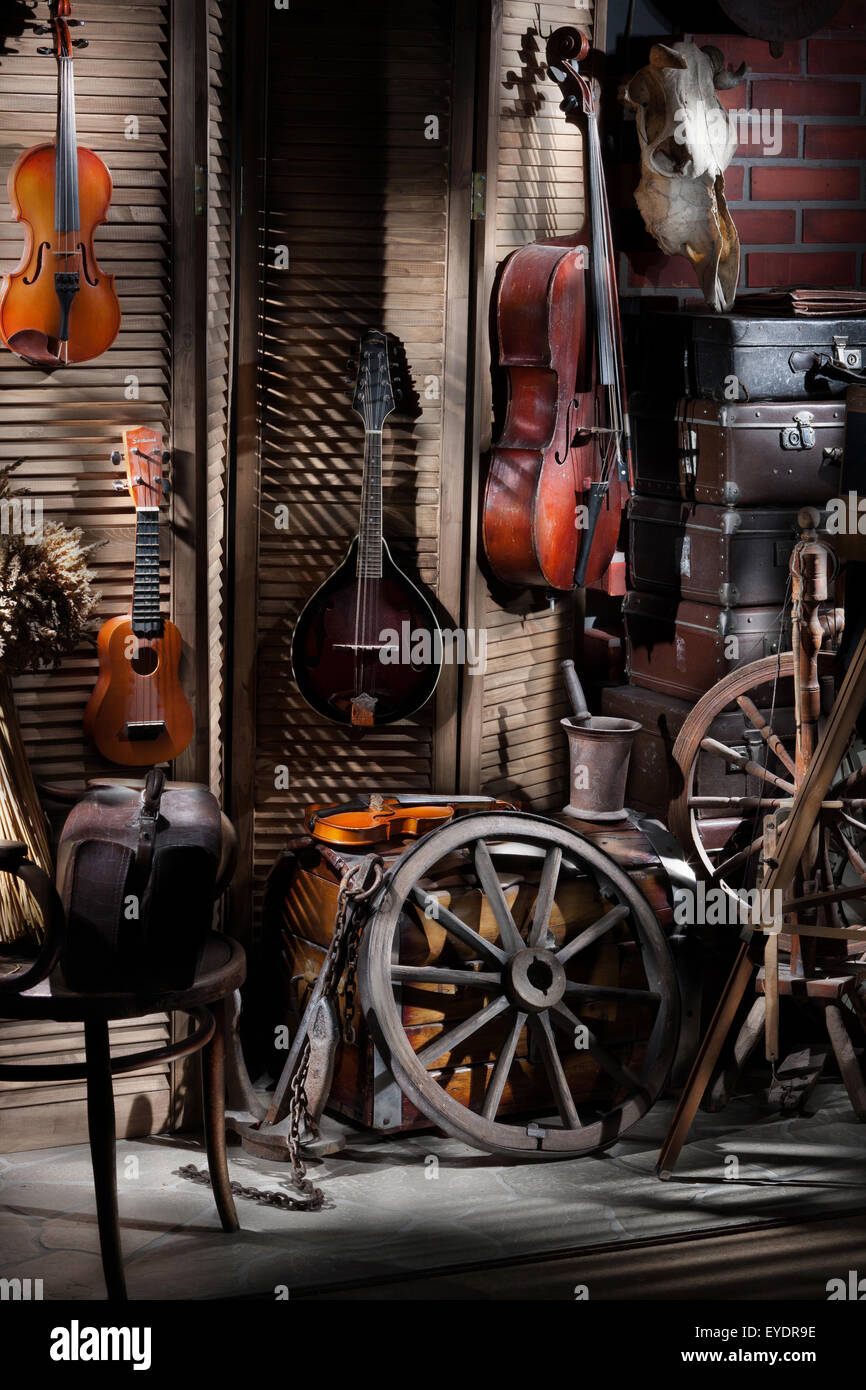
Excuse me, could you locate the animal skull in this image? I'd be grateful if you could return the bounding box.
[622,42,747,312]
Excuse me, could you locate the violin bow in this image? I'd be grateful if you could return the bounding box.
[546,26,634,588]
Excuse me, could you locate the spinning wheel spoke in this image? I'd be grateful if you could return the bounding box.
[529,1011,581,1129]
[556,903,630,964]
[551,1002,642,1091]
[528,846,563,947]
[481,1008,527,1120]
[833,822,866,880]
[473,838,525,953]
[708,833,765,887]
[736,695,797,778]
[564,981,659,1005]
[390,964,501,990]
[699,737,796,794]
[415,995,511,1069]
[409,886,507,965]
[838,810,866,840]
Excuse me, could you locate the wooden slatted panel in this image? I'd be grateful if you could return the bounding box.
[479,0,592,812]
[251,0,453,921]
[0,1,173,1147]
[0,1015,171,1152]
[205,0,232,795]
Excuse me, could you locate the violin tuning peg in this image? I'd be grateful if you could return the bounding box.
[110,450,122,465]
[33,24,50,34]
[68,17,85,24]
[561,94,579,113]
[72,39,89,48]
[36,46,53,55]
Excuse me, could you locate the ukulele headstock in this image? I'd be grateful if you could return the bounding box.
[37,2,86,59]
[350,329,399,432]
[115,426,168,510]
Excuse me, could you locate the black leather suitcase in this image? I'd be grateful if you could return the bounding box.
[631,395,844,506]
[626,311,866,402]
[628,498,828,608]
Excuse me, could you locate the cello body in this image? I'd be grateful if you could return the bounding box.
[0,142,120,367]
[483,241,591,592]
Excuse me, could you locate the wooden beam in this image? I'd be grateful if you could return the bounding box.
[225,0,269,943]
[433,0,479,793]
[170,0,210,786]
[458,0,503,794]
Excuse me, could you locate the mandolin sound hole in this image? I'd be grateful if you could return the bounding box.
[130,646,159,677]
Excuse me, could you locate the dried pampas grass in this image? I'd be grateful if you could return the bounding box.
[0,462,99,942]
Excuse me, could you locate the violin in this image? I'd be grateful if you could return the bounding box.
[0,0,121,368]
[83,426,193,767]
[482,27,632,593]
[305,794,515,846]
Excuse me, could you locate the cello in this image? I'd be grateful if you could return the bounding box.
[482,26,632,593]
[0,0,120,368]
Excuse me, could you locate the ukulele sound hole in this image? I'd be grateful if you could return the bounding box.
[130,646,159,676]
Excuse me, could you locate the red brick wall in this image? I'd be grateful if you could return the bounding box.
[620,1,866,301]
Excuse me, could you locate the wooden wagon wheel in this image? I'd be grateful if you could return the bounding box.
[668,651,866,918]
[358,811,679,1157]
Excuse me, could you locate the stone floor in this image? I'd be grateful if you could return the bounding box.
[1,1082,865,1300]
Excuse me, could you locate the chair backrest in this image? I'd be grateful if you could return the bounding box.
[0,842,65,996]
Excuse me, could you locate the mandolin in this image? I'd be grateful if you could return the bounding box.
[291,329,442,728]
[482,26,632,593]
[0,0,121,368]
[83,426,193,767]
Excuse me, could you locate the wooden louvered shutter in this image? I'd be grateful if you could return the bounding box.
[231,0,456,933]
[461,0,598,812]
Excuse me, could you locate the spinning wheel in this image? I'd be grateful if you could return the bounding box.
[358,812,679,1156]
[669,650,866,924]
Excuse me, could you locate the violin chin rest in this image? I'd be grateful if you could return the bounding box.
[7,329,63,370]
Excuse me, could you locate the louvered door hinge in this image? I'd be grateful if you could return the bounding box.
[194,164,206,216]
[471,171,486,220]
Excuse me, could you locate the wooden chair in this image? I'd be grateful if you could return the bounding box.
[0,839,246,1301]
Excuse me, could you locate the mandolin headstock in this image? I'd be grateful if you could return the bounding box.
[115,426,168,511]
[350,328,401,432]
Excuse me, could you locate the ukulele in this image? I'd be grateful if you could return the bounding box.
[291,329,442,728]
[83,426,193,767]
[0,0,121,368]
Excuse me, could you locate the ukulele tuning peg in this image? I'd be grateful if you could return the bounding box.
[110,450,122,465]
[162,449,171,466]
[161,478,172,500]
[345,359,356,373]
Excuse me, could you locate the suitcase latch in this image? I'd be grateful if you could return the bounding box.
[833,335,861,371]
[780,411,815,451]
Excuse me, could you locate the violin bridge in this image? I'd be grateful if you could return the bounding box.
[350,693,377,728]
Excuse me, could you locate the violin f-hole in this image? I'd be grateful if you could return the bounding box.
[78,240,99,287]
[22,241,50,286]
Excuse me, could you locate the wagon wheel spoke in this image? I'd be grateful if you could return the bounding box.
[528,846,563,947]
[551,1001,642,1093]
[390,964,502,990]
[564,981,660,1005]
[481,1008,527,1120]
[409,886,507,965]
[473,838,525,953]
[699,737,796,794]
[736,695,797,778]
[556,903,630,965]
[415,995,511,1069]
[529,1011,581,1129]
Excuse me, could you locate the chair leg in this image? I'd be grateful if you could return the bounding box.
[825,1003,866,1120]
[84,1017,127,1301]
[201,1005,239,1232]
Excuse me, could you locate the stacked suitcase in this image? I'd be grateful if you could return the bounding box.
[602,309,855,821]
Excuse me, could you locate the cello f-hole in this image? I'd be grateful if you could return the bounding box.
[22,242,51,286]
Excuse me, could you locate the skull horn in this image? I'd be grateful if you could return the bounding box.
[700,44,748,90]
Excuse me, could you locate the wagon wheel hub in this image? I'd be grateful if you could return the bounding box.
[506,947,566,1013]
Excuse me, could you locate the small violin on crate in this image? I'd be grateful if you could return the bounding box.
[0,0,121,368]
[305,794,515,846]
[83,426,193,768]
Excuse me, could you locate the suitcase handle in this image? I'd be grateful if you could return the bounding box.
[789,349,866,388]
